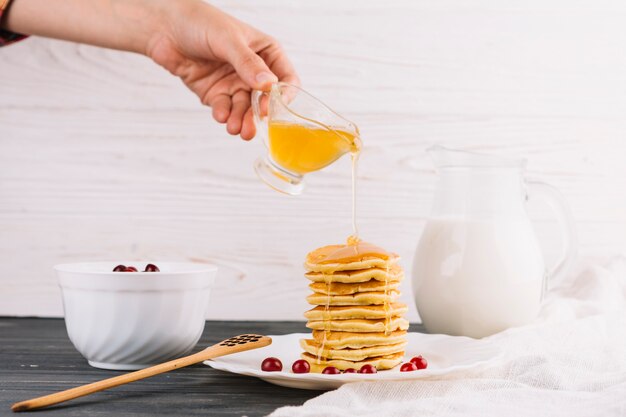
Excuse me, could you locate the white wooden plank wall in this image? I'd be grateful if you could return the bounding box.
[1,0,625,320]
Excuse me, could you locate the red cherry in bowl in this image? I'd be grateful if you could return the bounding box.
[358,364,377,374]
[343,368,357,373]
[400,362,418,372]
[144,263,160,272]
[291,359,310,374]
[113,265,126,272]
[410,355,428,370]
[261,357,282,372]
[322,366,341,374]
[124,266,138,272]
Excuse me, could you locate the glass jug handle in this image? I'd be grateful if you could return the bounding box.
[526,181,578,290]
[251,89,269,147]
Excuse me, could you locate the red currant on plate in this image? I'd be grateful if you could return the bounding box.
[291,359,310,374]
[144,263,160,272]
[400,362,418,372]
[343,368,357,373]
[410,355,428,370]
[358,364,377,374]
[124,266,138,272]
[261,357,282,372]
[113,265,126,272]
[322,366,341,374]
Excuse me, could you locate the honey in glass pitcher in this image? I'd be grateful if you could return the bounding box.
[268,121,360,175]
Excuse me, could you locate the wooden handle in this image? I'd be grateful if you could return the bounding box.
[12,335,271,412]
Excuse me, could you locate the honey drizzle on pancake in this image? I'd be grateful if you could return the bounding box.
[318,272,333,364]
[384,264,391,335]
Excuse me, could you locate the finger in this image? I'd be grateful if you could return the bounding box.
[271,56,299,87]
[258,93,270,118]
[211,94,232,123]
[240,107,256,141]
[259,43,300,87]
[258,43,300,105]
[226,90,250,135]
[228,41,277,91]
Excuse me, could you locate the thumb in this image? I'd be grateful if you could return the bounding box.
[228,42,278,90]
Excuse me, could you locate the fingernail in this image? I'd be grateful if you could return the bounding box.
[256,72,277,87]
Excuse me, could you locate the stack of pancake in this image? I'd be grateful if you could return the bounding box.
[300,241,409,373]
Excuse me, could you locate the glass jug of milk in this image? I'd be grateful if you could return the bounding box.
[412,146,577,338]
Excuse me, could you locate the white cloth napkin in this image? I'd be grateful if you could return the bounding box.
[270,257,626,417]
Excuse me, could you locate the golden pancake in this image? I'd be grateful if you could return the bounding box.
[311,329,406,349]
[306,242,394,265]
[306,290,400,306]
[302,351,403,373]
[306,316,410,333]
[305,243,399,273]
[304,303,408,321]
[300,339,407,361]
[305,265,404,284]
[309,279,400,295]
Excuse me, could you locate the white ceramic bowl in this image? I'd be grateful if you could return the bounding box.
[55,262,217,370]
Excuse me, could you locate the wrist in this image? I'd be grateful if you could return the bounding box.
[110,0,170,55]
[143,0,211,64]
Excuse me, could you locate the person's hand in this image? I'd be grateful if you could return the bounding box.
[146,0,299,140]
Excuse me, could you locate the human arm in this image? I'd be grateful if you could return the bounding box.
[0,0,299,139]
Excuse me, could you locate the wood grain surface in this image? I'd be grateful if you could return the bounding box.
[10,334,272,412]
[0,318,327,416]
[1,0,626,319]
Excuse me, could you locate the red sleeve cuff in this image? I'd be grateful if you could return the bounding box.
[0,29,28,45]
[0,2,28,46]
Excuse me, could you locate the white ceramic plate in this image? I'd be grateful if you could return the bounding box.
[205,332,503,390]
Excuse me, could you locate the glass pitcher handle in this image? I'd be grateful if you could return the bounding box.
[250,89,269,148]
[526,181,578,290]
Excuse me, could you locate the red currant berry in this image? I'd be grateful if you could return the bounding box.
[144,263,160,272]
[113,265,126,272]
[358,364,377,374]
[291,359,310,374]
[124,266,138,272]
[261,357,282,372]
[410,355,428,370]
[343,368,357,373]
[400,362,418,372]
[322,366,341,374]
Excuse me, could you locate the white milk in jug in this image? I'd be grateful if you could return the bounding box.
[412,217,545,338]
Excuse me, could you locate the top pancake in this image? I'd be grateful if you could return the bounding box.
[305,242,399,272]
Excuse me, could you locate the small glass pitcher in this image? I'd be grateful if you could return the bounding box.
[412,146,577,338]
[251,83,360,195]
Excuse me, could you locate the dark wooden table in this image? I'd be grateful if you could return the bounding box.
[0,318,325,417]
